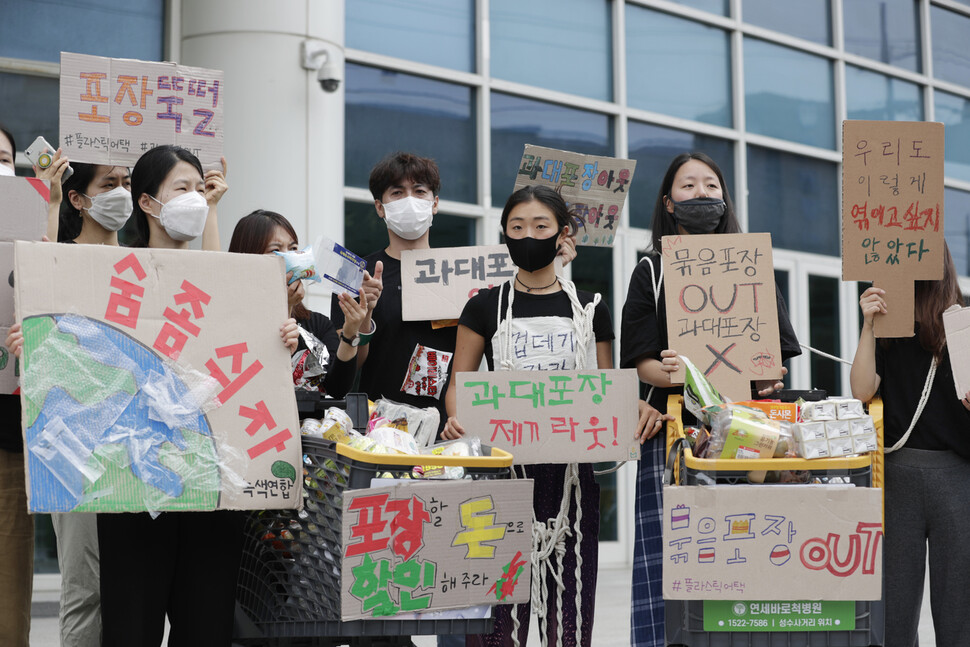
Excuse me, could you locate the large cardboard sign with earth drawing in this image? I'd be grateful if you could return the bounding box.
[14,242,301,513]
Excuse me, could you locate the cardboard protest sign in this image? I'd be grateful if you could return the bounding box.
[455,368,640,464]
[14,242,300,513]
[661,233,782,402]
[943,305,970,399]
[59,52,224,167]
[842,120,944,337]
[663,485,883,600]
[341,479,533,620]
[402,245,515,321]
[0,177,50,394]
[513,145,636,247]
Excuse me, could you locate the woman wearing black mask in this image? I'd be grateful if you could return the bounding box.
[620,152,801,647]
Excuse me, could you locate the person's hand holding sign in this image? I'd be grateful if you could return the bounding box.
[5,323,23,359]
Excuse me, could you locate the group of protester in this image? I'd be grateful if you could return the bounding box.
[1,122,967,647]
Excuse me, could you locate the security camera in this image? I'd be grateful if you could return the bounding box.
[302,40,343,93]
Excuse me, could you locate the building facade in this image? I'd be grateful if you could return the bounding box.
[2,0,970,583]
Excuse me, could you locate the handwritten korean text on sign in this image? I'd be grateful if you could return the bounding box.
[59,52,224,166]
[513,145,636,247]
[455,369,640,464]
[402,245,515,321]
[341,480,533,620]
[661,233,782,402]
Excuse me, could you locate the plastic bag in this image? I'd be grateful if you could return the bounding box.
[682,355,726,423]
[291,326,331,392]
[275,245,321,284]
[369,398,440,448]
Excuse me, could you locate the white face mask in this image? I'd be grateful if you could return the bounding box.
[382,196,434,240]
[149,192,209,242]
[0,164,16,177]
[83,186,133,231]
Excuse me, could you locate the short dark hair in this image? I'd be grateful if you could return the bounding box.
[129,145,203,247]
[229,209,310,320]
[500,185,582,236]
[649,152,740,252]
[368,151,440,201]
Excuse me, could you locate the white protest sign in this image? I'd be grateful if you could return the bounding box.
[59,52,224,166]
[402,245,516,321]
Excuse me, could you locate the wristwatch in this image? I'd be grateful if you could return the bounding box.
[339,332,360,347]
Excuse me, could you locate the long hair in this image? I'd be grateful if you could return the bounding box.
[649,152,740,253]
[914,241,965,359]
[57,162,99,242]
[229,210,310,320]
[0,125,15,168]
[129,145,203,247]
[500,185,583,237]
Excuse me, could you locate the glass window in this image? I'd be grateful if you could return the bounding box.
[342,201,476,259]
[742,0,831,45]
[744,38,835,149]
[626,7,732,128]
[931,5,970,88]
[934,90,970,183]
[674,0,729,15]
[0,0,164,63]
[344,64,477,204]
[808,275,841,397]
[746,145,839,256]
[490,92,612,207]
[845,66,923,122]
[346,0,474,73]
[626,122,734,231]
[946,188,970,277]
[843,0,920,72]
[490,0,612,101]
[0,73,59,151]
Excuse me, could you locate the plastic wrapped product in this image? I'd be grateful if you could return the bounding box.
[827,436,855,457]
[681,355,726,423]
[792,421,826,442]
[708,406,780,460]
[852,433,879,454]
[368,426,420,455]
[773,422,795,458]
[796,437,830,459]
[369,398,441,448]
[833,398,866,420]
[824,420,852,439]
[300,418,322,436]
[318,407,355,443]
[414,437,483,479]
[800,400,837,422]
[291,325,331,391]
[850,416,876,437]
[275,245,321,284]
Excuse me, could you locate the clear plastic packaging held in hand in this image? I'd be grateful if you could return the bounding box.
[368,398,440,448]
[681,355,726,423]
[291,325,331,391]
[275,245,321,284]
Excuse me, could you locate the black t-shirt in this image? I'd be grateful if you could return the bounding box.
[620,254,802,411]
[297,310,356,399]
[876,332,970,460]
[330,250,457,424]
[0,394,22,453]
[459,283,614,371]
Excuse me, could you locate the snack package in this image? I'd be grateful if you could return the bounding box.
[682,356,726,423]
[800,400,837,422]
[833,398,866,420]
[275,245,321,284]
[707,405,780,459]
[734,400,799,423]
[401,344,453,402]
[774,422,795,458]
[796,437,830,459]
[852,433,879,454]
[792,421,826,442]
[850,416,876,437]
[370,398,441,448]
[301,418,322,436]
[415,437,484,479]
[319,407,355,443]
[292,325,332,392]
[368,426,420,455]
[824,420,851,439]
[826,436,855,457]
[346,434,394,455]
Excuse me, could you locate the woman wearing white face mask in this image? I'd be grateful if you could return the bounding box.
[57,163,132,245]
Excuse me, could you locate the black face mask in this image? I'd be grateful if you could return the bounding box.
[505,234,561,272]
[669,197,726,234]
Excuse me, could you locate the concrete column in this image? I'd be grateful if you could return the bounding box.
[178,0,344,313]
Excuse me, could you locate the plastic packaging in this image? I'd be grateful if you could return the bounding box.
[824,420,851,439]
[415,437,484,479]
[800,400,837,421]
[369,398,441,448]
[682,356,725,423]
[291,326,331,391]
[275,245,321,284]
[367,426,420,455]
[833,398,866,420]
[706,404,780,460]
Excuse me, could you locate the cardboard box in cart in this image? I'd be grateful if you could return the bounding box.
[662,395,886,646]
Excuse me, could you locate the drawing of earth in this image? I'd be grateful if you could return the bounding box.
[21,314,220,512]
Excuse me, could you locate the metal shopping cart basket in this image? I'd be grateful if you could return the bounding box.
[233,393,514,646]
[662,395,886,647]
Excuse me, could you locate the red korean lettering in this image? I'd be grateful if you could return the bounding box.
[345,494,390,557]
[206,342,264,404]
[385,496,430,560]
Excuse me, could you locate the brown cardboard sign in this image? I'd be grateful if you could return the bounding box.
[401,245,515,321]
[513,145,636,247]
[661,233,783,402]
[842,120,945,337]
[943,305,970,399]
[663,485,883,600]
[455,368,640,464]
[0,176,50,394]
[340,479,533,620]
[59,52,224,167]
[14,242,301,512]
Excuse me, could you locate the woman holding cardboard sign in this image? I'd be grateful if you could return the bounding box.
[850,242,970,646]
[95,145,299,647]
[441,185,615,647]
[619,152,801,647]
